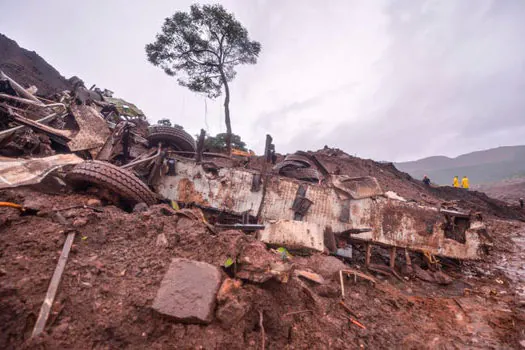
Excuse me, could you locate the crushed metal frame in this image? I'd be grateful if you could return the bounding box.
[154,157,488,260]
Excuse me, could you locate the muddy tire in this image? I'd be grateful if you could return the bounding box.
[281,167,320,182]
[283,154,313,167]
[66,160,157,206]
[147,125,196,153]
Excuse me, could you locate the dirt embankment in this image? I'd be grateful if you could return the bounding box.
[0,33,72,96]
[1,187,524,349]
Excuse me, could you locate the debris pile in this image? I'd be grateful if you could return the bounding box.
[1,56,525,348]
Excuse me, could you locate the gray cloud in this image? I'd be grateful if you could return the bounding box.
[0,0,523,161]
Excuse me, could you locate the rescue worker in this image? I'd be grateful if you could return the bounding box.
[422,175,431,186]
[461,176,469,189]
[520,198,524,209]
[453,176,459,188]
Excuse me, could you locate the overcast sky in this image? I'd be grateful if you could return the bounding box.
[1,0,524,162]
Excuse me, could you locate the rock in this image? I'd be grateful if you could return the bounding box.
[413,264,434,283]
[307,255,347,280]
[314,284,340,298]
[72,217,88,228]
[236,241,282,283]
[216,298,249,329]
[86,198,102,207]
[133,202,149,213]
[433,270,453,285]
[152,258,221,324]
[176,217,196,230]
[216,278,248,328]
[156,233,168,247]
[217,278,242,302]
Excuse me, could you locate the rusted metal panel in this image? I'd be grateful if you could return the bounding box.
[156,159,486,260]
[68,104,111,156]
[155,161,262,215]
[349,199,484,260]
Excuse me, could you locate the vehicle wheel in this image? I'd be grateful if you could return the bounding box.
[66,160,157,206]
[147,125,196,153]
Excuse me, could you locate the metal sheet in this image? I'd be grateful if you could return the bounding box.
[156,162,263,215]
[68,104,111,155]
[0,154,83,189]
[155,159,486,259]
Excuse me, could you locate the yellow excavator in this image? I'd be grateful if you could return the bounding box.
[231,148,255,158]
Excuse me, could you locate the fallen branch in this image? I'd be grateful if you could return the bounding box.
[340,270,345,299]
[339,301,360,319]
[258,309,265,350]
[342,314,366,330]
[341,268,377,284]
[283,309,313,317]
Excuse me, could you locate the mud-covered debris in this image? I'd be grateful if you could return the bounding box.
[412,264,453,285]
[152,258,221,324]
[156,233,168,247]
[306,255,348,281]
[216,278,248,328]
[72,217,88,228]
[236,241,285,283]
[133,202,148,213]
[295,269,325,284]
[86,198,101,207]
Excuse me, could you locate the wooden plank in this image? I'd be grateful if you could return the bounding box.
[365,243,372,266]
[32,231,75,337]
[389,247,397,268]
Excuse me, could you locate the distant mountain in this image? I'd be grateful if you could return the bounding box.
[0,33,71,96]
[395,145,525,185]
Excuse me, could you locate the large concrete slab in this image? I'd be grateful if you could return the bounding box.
[152,258,222,324]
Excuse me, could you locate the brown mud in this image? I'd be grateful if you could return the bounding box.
[1,187,524,349]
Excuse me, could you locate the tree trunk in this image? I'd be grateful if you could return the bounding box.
[219,67,232,156]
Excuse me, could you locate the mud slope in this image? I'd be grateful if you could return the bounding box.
[0,33,71,96]
[1,188,524,349]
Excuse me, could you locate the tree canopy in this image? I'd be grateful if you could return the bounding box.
[157,118,172,126]
[145,4,261,154]
[202,132,247,152]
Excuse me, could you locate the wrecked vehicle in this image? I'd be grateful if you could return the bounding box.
[0,70,196,207]
[0,70,489,263]
[151,153,489,261]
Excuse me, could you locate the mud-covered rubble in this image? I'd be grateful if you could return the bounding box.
[1,187,525,349]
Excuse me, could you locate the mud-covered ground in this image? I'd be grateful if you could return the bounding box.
[473,177,525,205]
[1,188,524,349]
